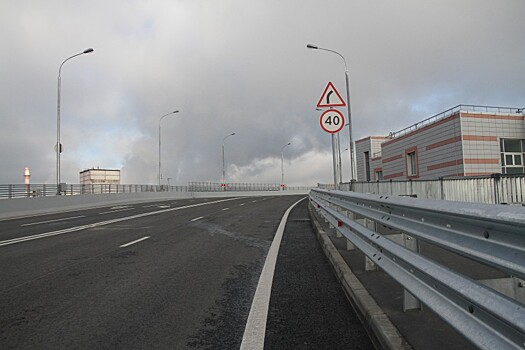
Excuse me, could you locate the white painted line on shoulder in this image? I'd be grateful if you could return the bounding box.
[191,216,204,222]
[222,208,230,211]
[240,196,307,350]
[239,203,245,206]
[21,215,86,227]
[120,236,150,248]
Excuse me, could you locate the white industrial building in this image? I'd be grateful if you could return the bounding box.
[355,105,525,181]
[80,168,120,185]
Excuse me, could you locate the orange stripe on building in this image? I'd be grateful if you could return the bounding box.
[464,158,499,164]
[461,113,524,121]
[426,136,462,150]
[427,158,499,171]
[382,113,460,147]
[427,159,463,171]
[384,172,404,179]
[382,154,403,163]
[462,135,498,142]
[464,172,496,176]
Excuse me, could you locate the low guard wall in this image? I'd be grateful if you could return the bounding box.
[0,189,309,220]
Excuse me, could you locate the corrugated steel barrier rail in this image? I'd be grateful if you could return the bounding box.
[309,188,525,350]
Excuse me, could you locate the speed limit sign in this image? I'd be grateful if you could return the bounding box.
[320,109,345,134]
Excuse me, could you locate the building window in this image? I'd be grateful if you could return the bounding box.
[364,151,371,181]
[405,147,418,178]
[375,170,383,181]
[500,139,525,174]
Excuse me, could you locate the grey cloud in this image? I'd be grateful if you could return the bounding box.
[1,0,523,185]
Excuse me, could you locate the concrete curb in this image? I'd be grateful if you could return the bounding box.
[308,203,412,350]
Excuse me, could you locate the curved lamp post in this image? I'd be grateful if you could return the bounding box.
[222,132,236,185]
[307,43,355,182]
[56,48,94,194]
[158,110,179,186]
[281,142,291,189]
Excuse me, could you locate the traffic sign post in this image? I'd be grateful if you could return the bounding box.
[319,109,345,134]
[316,81,346,190]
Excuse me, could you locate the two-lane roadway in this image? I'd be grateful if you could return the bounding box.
[0,195,374,349]
[0,196,301,349]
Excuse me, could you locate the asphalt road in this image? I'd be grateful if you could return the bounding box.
[0,195,373,349]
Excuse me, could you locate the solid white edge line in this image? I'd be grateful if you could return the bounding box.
[119,236,150,248]
[191,216,204,222]
[240,196,306,350]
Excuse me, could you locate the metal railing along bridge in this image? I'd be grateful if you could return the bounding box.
[310,188,525,349]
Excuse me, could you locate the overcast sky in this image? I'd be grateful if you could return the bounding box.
[1,0,524,186]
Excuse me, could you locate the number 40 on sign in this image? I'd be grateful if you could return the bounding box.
[320,109,345,134]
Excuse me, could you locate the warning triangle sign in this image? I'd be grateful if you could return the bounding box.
[316,82,346,108]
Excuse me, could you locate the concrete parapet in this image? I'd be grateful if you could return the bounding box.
[0,189,309,220]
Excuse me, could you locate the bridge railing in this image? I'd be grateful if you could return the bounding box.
[0,183,313,199]
[310,188,525,349]
[336,174,525,205]
[0,184,189,198]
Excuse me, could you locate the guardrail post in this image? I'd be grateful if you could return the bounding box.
[384,232,422,311]
[346,211,356,251]
[479,277,525,304]
[364,218,378,271]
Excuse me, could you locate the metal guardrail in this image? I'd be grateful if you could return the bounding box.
[310,188,525,349]
[336,174,525,205]
[0,183,313,199]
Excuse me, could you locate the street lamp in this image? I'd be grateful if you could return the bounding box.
[222,132,236,186]
[307,43,355,182]
[281,142,291,189]
[56,47,94,195]
[158,110,179,186]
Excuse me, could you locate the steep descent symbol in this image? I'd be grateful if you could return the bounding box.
[316,82,346,108]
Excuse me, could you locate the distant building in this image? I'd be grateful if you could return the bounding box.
[80,168,120,185]
[355,105,525,181]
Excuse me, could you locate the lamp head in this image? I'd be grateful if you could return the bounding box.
[306,44,318,49]
[83,48,94,54]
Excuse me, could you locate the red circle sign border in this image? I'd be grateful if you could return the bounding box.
[320,109,345,134]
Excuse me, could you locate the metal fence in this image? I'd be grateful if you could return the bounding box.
[310,188,525,349]
[388,104,523,139]
[332,174,525,205]
[0,182,313,199]
[0,184,189,198]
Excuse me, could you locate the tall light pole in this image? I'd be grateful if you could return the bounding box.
[307,43,355,182]
[281,142,291,190]
[158,110,179,186]
[56,48,94,195]
[222,132,236,185]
